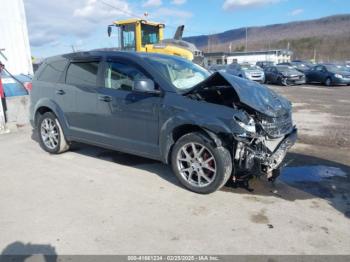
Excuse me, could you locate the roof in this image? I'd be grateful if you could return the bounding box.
[112,18,165,28]
[204,49,293,57]
[43,50,182,62]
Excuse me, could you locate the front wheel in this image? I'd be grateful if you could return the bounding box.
[37,112,70,154]
[325,77,332,86]
[171,132,232,194]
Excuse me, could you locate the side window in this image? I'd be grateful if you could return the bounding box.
[315,66,323,71]
[66,62,99,87]
[37,60,67,82]
[104,62,146,91]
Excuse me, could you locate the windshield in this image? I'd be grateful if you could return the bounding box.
[141,24,160,46]
[293,63,310,69]
[241,64,260,70]
[277,65,298,73]
[144,55,210,91]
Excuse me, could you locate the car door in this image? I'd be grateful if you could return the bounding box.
[95,58,161,158]
[35,59,74,125]
[271,67,279,83]
[64,59,102,141]
[264,67,270,82]
[312,66,325,83]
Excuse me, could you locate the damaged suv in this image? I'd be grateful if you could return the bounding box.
[30,51,297,194]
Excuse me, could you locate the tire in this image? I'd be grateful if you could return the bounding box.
[37,112,70,154]
[325,77,332,87]
[280,77,288,86]
[171,132,232,194]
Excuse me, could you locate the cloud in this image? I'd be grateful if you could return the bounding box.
[289,8,304,16]
[223,0,281,10]
[153,7,193,19]
[171,0,187,5]
[143,0,162,7]
[24,0,133,49]
[74,0,130,22]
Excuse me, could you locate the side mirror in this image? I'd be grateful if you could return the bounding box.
[133,78,160,94]
[107,26,112,37]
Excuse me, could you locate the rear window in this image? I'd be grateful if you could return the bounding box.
[66,62,99,87]
[37,60,67,82]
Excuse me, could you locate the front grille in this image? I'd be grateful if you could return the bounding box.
[260,113,293,138]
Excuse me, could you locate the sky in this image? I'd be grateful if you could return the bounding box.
[23,0,350,58]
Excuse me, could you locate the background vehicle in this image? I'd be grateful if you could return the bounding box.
[226,63,265,83]
[264,65,306,86]
[0,69,32,97]
[107,19,203,64]
[30,51,296,194]
[256,61,274,69]
[278,61,312,73]
[305,64,350,86]
[207,64,227,73]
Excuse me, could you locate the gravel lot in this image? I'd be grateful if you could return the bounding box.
[0,84,349,255]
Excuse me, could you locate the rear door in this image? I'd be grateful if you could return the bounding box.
[95,58,162,158]
[35,59,72,121]
[64,59,102,141]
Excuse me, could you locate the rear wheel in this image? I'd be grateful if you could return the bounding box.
[171,132,232,194]
[37,112,70,154]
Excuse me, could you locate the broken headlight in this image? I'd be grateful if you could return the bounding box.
[234,114,256,134]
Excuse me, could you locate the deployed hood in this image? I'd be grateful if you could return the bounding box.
[189,72,292,118]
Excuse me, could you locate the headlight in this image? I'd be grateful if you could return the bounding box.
[335,74,343,78]
[234,116,256,134]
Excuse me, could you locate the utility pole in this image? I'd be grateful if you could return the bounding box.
[313,48,317,63]
[245,27,248,52]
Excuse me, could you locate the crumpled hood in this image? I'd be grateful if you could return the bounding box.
[189,72,292,118]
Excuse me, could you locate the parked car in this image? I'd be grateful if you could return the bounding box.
[226,63,265,83]
[256,61,274,69]
[30,51,297,194]
[0,70,32,97]
[278,61,312,73]
[207,64,227,73]
[305,64,350,86]
[264,65,306,86]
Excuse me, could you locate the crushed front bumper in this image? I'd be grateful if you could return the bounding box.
[234,128,297,178]
[261,128,297,172]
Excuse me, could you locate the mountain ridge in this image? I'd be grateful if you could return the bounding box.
[184,14,350,61]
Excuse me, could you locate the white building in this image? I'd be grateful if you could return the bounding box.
[0,0,33,75]
[204,49,293,67]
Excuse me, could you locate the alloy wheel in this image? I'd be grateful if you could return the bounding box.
[40,118,59,150]
[176,143,217,188]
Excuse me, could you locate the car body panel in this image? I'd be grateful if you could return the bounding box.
[30,51,296,180]
[264,66,305,85]
[226,63,265,83]
[305,64,350,85]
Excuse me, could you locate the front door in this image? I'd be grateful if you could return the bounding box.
[96,60,161,158]
[313,65,325,83]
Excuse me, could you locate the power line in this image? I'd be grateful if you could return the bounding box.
[97,0,208,36]
[98,0,143,20]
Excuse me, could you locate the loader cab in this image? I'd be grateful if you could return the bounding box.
[108,19,164,52]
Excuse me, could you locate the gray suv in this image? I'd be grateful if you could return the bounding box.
[30,51,297,194]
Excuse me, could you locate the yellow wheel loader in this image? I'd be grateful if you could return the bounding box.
[107,19,203,64]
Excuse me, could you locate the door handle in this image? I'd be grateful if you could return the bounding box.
[56,89,65,95]
[98,95,112,102]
